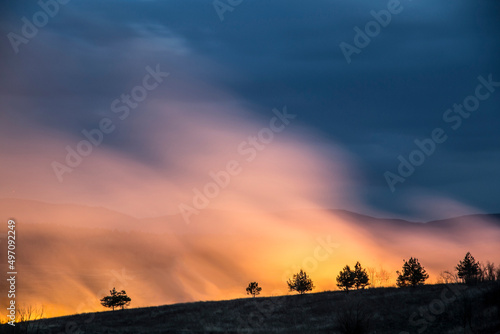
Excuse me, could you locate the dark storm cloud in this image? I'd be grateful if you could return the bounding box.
[1,0,499,218]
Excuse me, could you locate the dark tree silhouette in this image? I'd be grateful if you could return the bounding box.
[337,265,355,292]
[115,290,132,310]
[100,288,131,310]
[456,252,481,284]
[246,282,262,297]
[354,261,370,290]
[287,269,314,294]
[396,257,429,287]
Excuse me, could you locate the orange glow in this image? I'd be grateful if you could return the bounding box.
[1,202,499,319]
[1,103,499,319]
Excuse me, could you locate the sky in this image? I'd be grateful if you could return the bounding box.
[1,0,500,220]
[1,0,500,319]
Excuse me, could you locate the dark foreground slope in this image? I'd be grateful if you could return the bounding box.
[3,281,500,334]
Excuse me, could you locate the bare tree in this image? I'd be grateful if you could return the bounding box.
[485,262,496,281]
[438,270,459,284]
[375,268,392,287]
[16,305,45,334]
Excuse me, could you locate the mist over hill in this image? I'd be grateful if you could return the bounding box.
[1,198,499,318]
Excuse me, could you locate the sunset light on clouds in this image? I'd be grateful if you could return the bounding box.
[0,0,499,331]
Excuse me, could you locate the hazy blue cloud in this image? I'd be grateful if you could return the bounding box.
[1,0,499,218]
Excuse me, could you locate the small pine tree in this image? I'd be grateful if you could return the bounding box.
[287,269,314,294]
[353,261,370,290]
[246,282,262,297]
[396,257,429,287]
[100,288,131,310]
[100,288,118,310]
[336,265,355,292]
[115,289,131,309]
[456,252,481,284]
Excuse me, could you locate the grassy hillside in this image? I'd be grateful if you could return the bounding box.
[2,282,499,334]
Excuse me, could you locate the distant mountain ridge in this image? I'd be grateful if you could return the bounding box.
[1,197,499,317]
[2,197,500,232]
